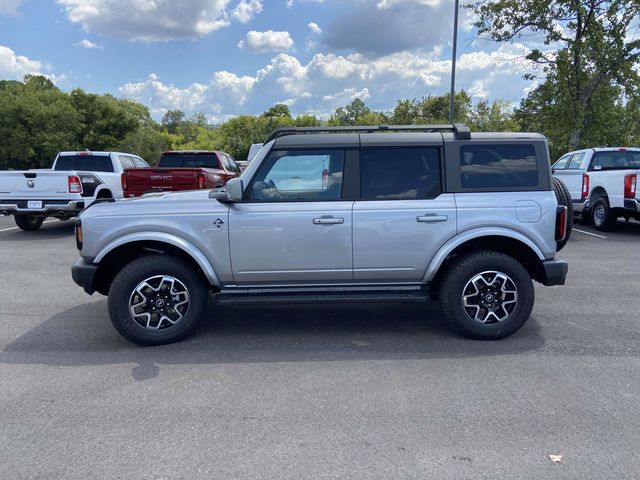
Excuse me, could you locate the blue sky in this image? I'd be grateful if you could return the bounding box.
[0,0,537,122]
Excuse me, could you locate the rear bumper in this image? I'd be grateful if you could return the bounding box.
[539,260,568,286]
[71,258,98,295]
[0,199,84,216]
[623,199,640,212]
[572,199,588,213]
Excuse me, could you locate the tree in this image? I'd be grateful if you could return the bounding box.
[471,0,640,150]
[329,98,371,125]
[263,103,292,118]
[161,109,186,134]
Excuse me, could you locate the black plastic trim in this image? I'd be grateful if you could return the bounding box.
[539,260,568,286]
[71,258,98,295]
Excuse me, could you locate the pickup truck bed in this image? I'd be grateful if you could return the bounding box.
[122,151,240,197]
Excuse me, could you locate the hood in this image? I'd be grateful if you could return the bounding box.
[81,188,228,220]
[119,189,214,203]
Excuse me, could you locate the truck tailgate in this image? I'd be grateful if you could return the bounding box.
[0,171,71,199]
[125,168,200,193]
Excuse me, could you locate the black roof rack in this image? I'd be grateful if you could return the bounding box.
[264,123,471,143]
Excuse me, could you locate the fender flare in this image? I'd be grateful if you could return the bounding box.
[423,227,546,282]
[94,231,221,286]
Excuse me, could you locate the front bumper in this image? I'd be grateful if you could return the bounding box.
[0,199,85,216]
[71,258,99,295]
[539,259,568,286]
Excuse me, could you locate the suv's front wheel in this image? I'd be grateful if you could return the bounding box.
[108,254,207,346]
[438,251,534,339]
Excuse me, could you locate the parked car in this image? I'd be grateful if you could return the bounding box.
[72,124,569,346]
[122,150,240,197]
[0,151,148,230]
[552,147,640,230]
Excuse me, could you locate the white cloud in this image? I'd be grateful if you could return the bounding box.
[308,22,322,35]
[119,44,537,122]
[231,0,263,23]
[56,0,233,42]
[0,45,46,80]
[0,0,22,15]
[238,30,294,52]
[74,39,103,49]
[376,0,441,9]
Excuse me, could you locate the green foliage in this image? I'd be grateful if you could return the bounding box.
[470,0,640,150]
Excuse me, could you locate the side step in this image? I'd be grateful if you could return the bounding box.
[213,289,430,306]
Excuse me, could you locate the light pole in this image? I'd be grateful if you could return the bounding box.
[448,0,460,124]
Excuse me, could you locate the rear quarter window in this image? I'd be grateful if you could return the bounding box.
[460,144,538,189]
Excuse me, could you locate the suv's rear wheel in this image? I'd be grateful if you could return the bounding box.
[14,215,44,231]
[438,251,534,339]
[591,196,616,231]
[108,254,207,346]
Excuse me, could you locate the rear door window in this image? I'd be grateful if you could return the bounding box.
[460,144,538,189]
[133,157,148,168]
[567,153,585,169]
[360,147,441,200]
[119,155,135,170]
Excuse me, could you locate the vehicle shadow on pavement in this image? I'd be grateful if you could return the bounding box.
[1,298,546,380]
[0,220,75,241]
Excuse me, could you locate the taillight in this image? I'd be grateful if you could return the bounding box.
[581,174,589,200]
[556,205,568,242]
[68,175,83,194]
[198,172,206,189]
[121,172,127,192]
[624,174,637,199]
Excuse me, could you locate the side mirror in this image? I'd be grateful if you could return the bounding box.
[209,178,244,203]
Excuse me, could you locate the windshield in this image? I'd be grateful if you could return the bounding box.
[159,153,221,169]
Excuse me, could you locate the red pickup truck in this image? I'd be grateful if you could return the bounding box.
[122,150,240,197]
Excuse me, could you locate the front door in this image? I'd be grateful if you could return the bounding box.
[353,146,456,282]
[229,149,353,285]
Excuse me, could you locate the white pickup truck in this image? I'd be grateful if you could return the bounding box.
[0,151,148,230]
[552,147,640,230]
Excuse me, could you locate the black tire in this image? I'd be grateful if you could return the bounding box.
[591,196,616,231]
[552,177,573,251]
[14,215,44,231]
[108,254,208,346]
[438,251,534,340]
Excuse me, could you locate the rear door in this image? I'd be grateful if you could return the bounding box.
[352,136,457,282]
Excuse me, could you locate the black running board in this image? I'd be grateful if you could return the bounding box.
[213,289,429,306]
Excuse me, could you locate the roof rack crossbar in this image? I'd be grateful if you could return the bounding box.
[264,123,471,143]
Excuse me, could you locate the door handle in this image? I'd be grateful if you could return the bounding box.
[313,217,344,225]
[417,214,448,223]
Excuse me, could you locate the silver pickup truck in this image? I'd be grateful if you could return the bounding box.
[72,124,569,346]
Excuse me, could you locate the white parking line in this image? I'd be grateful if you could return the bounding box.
[573,228,607,239]
[0,220,59,233]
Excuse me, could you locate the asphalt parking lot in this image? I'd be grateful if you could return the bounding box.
[1,214,639,479]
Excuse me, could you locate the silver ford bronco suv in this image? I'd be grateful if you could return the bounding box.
[71,124,570,346]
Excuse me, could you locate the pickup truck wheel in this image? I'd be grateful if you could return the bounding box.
[591,197,616,231]
[14,215,44,231]
[108,254,207,346]
[552,177,573,251]
[438,251,534,340]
